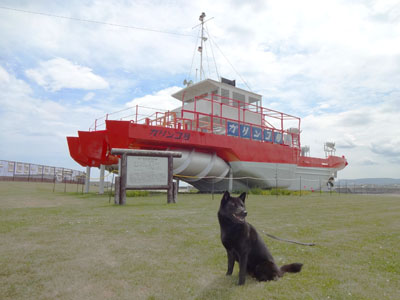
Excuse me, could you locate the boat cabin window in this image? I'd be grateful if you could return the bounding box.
[221,88,230,105]
[232,92,245,108]
[249,97,259,111]
[249,97,258,104]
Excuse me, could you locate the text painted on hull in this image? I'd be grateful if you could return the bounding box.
[150,129,191,141]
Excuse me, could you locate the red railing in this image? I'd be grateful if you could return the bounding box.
[177,93,301,148]
[88,94,301,148]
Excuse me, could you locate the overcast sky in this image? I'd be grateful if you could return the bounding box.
[1,0,399,179]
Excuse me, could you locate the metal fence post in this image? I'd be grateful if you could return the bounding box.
[212,179,214,200]
[275,164,278,197]
[320,177,322,195]
[300,176,302,197]
[53,167,56,192]
[63,168,66,193]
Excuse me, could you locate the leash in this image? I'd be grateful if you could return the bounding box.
[262,230,315,246]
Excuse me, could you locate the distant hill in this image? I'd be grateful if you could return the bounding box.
[337,178,400,186]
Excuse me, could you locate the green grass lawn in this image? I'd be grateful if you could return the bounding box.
[1,182,399,300]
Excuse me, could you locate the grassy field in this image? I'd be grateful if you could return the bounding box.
[0,182,399,300]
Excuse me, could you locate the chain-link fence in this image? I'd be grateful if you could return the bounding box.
[3,160,397,196]
[176,175,400,196]
[0,160,85,184]
[334,181,400,195]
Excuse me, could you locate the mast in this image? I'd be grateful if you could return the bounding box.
[198,12,206,81]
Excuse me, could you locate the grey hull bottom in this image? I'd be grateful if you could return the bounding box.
[181,161,338,193]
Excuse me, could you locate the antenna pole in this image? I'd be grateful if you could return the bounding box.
[199,12,206,81]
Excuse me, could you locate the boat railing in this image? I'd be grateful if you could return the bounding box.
[187,93,301,132]
[175,93,301,148]
[173,109,300,148]
[88,96,301,148]
[89,105,171,131]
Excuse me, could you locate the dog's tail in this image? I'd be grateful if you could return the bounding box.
[280,263,303,275]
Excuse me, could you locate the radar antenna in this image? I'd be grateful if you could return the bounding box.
[183,79,193,87]
[324,142,336,157]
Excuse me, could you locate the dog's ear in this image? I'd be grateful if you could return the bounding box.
[239,192,246,203]
[221,191,230,206]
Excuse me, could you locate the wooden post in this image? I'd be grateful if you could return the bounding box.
[120,154,127,205]
[167,156,173,204]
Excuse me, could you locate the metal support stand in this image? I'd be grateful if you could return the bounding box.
[99,164,105,194]
[228,167,233,193]
[84,166,91,193]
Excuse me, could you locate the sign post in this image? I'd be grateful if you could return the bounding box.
[110,149,182,204]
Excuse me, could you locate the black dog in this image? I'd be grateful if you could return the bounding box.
[218,191,303,285]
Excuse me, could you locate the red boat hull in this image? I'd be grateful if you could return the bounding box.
[67,120,347,170]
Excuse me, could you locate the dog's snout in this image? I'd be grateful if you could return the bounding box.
[243,210,247,217]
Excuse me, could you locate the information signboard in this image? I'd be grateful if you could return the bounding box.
[126,156,168,188]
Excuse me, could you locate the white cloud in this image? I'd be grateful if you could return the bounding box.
[83,92,95,102]
[0,66,10,82]
[0,65,107,169]
[126,86,182,110]
[1,0,400,179]
[25,58,109,91]
[300,100,400,178]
